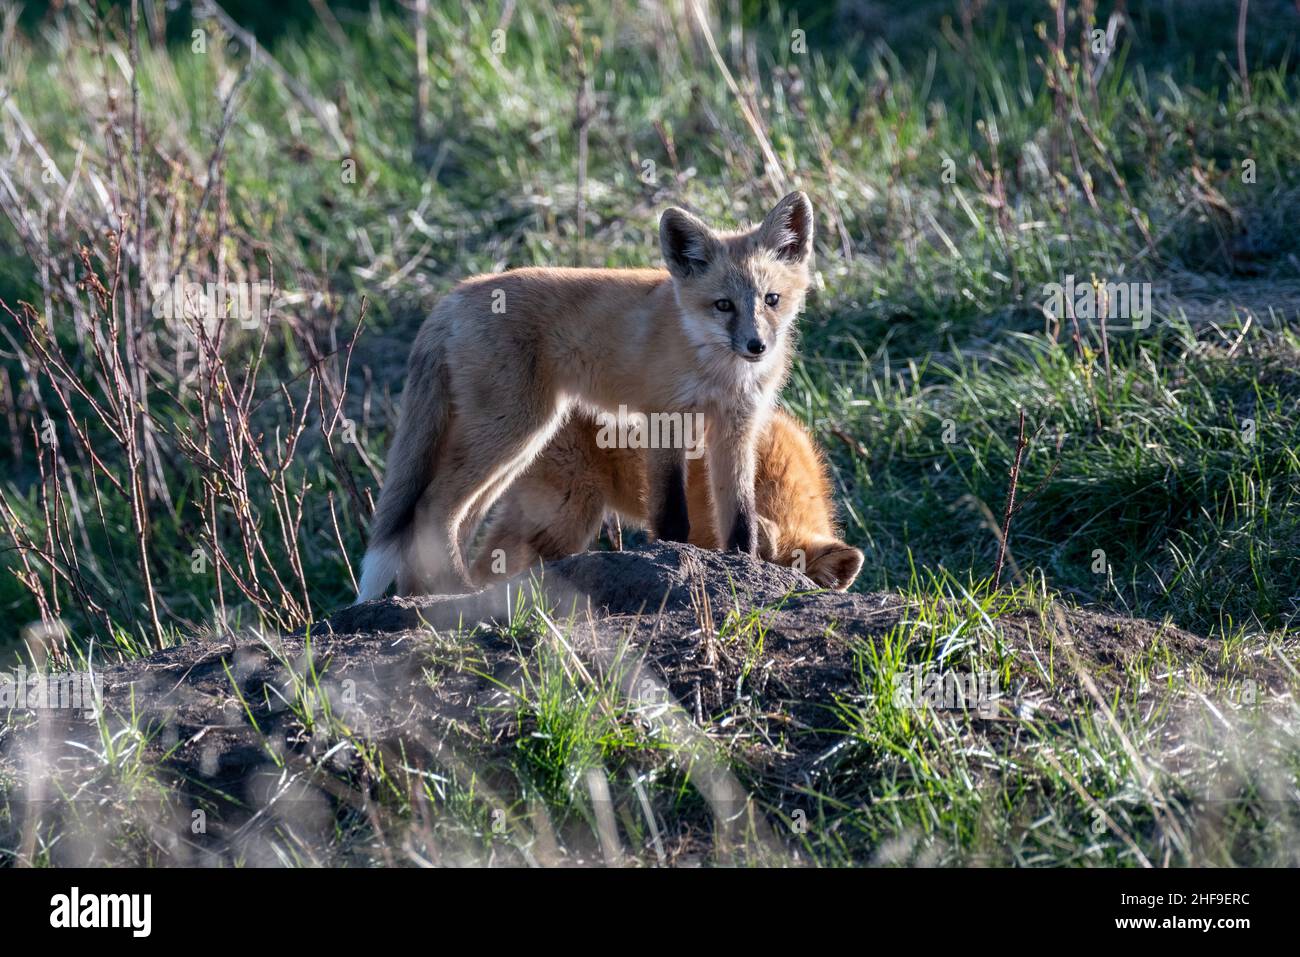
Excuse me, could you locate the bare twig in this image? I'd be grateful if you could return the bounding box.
[992,408,1027,590]
[687,0,787,196]
[412,0,430,162]
[1237,0,1251,99]
[195,0,350,155]
[566,9,594,259]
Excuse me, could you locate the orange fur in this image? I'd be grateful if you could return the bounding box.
[357,193,818,600]
[472,409,864,591]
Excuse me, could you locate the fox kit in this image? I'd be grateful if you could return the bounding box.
[357,191,815,600]
[471,408,865,590]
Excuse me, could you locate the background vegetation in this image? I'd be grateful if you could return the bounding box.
[0,0,1297,866]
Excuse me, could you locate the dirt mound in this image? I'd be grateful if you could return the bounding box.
[323,538,823,634]
[0,543,1233,865]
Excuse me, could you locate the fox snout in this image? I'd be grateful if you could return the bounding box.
[724,303,770,360]
[738,332,764,361]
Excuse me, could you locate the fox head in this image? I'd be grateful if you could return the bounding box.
[660,191,814,365]
[755,515,864,592]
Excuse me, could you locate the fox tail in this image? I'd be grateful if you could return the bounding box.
[355,339,449,603]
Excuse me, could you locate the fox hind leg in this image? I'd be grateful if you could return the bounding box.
[454,404,574,570]
[457,460,539,570]
[398,501,460,595]
[401,404,567,594]
[471,498,533,584]
[472,479,606,585]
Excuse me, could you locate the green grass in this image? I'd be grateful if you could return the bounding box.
[1,0,1298,866]
[11,572,1290,867]
[792,311,1300,635]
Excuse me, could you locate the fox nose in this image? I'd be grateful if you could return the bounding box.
[745,338,767,356]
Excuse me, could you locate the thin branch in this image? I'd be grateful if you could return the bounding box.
[992,408,1027,591]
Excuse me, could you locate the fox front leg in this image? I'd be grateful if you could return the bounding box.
[648,446,691,543]
[707,422,760,555]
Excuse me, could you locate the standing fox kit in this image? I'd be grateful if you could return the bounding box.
[472,408,865,591]
[358,191,816,600]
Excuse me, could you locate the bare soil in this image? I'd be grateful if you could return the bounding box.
[1,543,1278,865]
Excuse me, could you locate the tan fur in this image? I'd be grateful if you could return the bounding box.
[358,193,817,600]
[471,409,864,591]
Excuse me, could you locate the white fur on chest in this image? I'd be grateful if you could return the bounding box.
[674,349,774,419]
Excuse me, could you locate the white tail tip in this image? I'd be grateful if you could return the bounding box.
[356,542,400,604]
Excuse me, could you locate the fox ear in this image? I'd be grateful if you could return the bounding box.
[660,207,719,279]
[758,191,814,264]
[806,541,863,591]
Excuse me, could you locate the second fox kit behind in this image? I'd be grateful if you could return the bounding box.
[472,408,865,591]
[359,192,816,599]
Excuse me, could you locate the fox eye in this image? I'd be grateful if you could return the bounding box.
[764,292,781,307]
[714,298,734,312]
